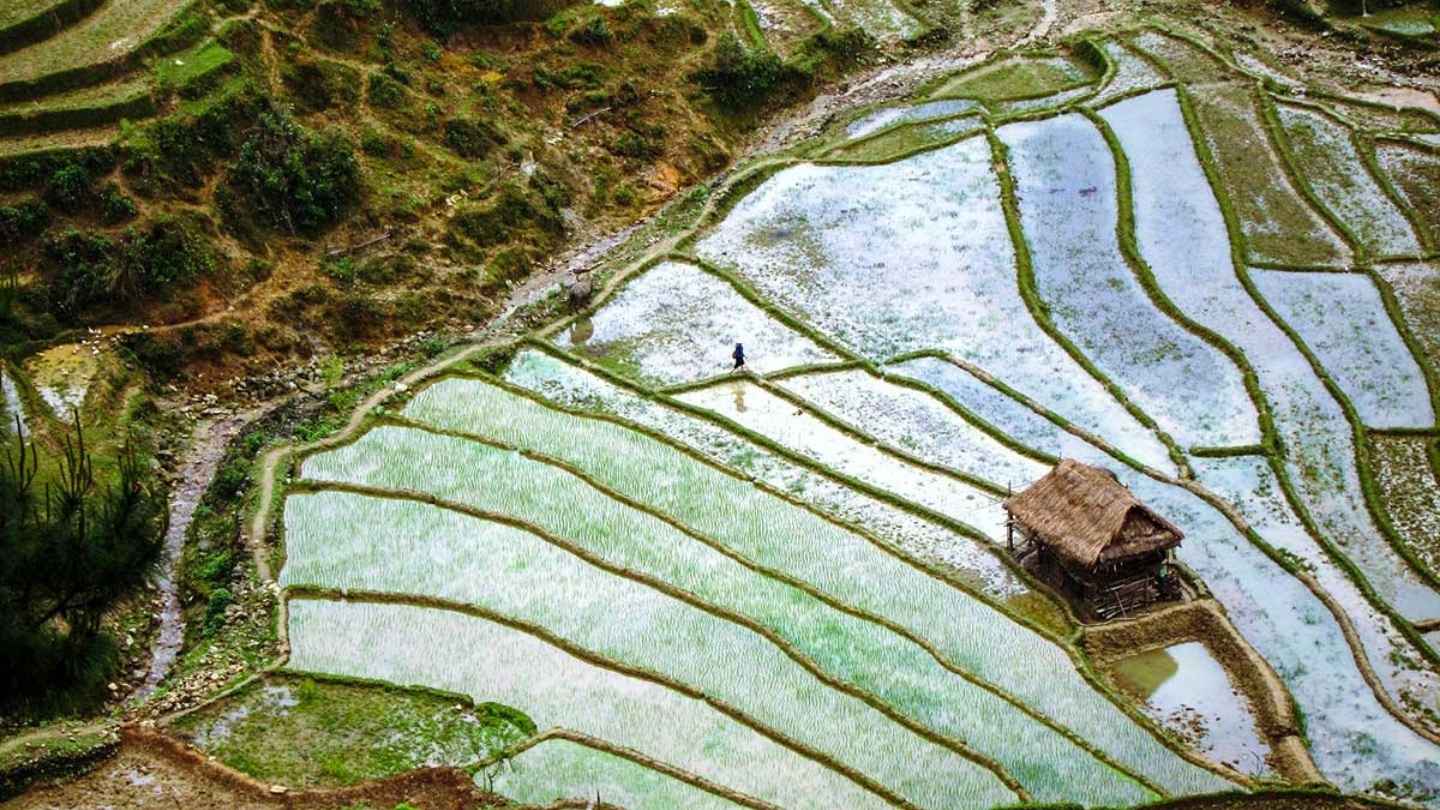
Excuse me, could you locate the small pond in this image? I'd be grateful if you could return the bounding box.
[1111,641,1270,776]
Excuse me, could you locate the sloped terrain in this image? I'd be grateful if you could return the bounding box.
[234,22,1440,809]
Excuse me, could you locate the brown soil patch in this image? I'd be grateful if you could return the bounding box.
[9,726,499,810]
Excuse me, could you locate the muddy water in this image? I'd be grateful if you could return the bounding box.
[132,415,251,701]
[1113,642,1270,775]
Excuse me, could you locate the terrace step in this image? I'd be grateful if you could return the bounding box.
[0,75,154,138]
[0,0,105,56]
[0,122,117,159]
[0,0,201,103]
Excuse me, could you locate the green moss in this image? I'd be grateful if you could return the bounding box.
[155,41,236,97]
[1186,85,1349,267]
[822,116,982,164]
[927,54,1093,101]
[169,673,533,788]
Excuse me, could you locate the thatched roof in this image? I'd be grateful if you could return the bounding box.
[1004,459,1182,570]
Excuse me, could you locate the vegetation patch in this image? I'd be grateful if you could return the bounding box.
[168,673,533,788]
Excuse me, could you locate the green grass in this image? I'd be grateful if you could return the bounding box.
[825,116,984,163]
[0,0,68,30]
[0,75,153,137]
[0,0,197,98]
[928,56,1094,101]
[168,673,533,789]
[1186,85,1350,266]
[155,41,235,93]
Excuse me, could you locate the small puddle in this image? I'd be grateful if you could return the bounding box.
[24,342,101,419]
[1112,641,1270,775]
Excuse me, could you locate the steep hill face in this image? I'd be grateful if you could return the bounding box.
[5,0,1440,808]
[0,0,1017,391]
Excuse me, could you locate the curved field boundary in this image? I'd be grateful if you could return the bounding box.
[1080,105,1273,455]
[478,728,783,810]
[1258,94,1420,265]
[986,126,1191,477]
[1082,599,1322,783]
[281,485,1044,800]
[470,343,1256,788]
[375,377,1066,640]
[754,369,1025,496]
[0,0,203,103]
[285,589,953,810]
[0,0,104,56]
[118,724,488,808]
[0,81,154,138]
[287,476,1162,798]
[887,348,1166,475]
[1170,82,1440,743]
[491,344,1075,634]
[1347,123,1437,258]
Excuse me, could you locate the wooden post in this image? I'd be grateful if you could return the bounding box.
[1005,483,1013,552]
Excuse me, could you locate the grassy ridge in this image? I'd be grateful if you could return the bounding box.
[0,0,105,56]
[0,76,154,137]
[0,0,201,102]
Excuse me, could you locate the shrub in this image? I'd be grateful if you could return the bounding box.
[45,165,93,212]
[481,246,530,291]
[203,587,234,636]
[99,184,137,224]
[0,199,49,243]
[452,181,564,248]
[45,218,216,318]
[443,117,506,158]
[569,15,612,45]
[691,33,788,109]
[368,72,407,108]
[224,111,361,235]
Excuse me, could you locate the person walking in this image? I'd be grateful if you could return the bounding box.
[732,342,746,371]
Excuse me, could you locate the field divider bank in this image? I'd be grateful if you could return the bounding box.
[407,357,1246,791]
[986,126,1192,478]
[1172,82,1440,743]
[474,728,783,810]
[284,478,1152,800]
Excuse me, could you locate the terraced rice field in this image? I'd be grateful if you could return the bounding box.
[275,25,1440,809]
[0,0,221,156]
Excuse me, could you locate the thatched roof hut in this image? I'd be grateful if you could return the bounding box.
[1004,459,1184,618]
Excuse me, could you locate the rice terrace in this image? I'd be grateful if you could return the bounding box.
[5,0,1440,808]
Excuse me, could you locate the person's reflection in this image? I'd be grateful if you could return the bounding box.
[732,380,747,413]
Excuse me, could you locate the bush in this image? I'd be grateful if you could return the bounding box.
[0,199,49,243]
[569,16,612,45]
[367,72,407,108]
[452,181,564,248]
[45,218,216,318]
[691,33,788,109]
[224,110,361,235]
[443,117,506,158]
[45,164,93,212]
[99,184,137,224]
[203,587,234,636]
